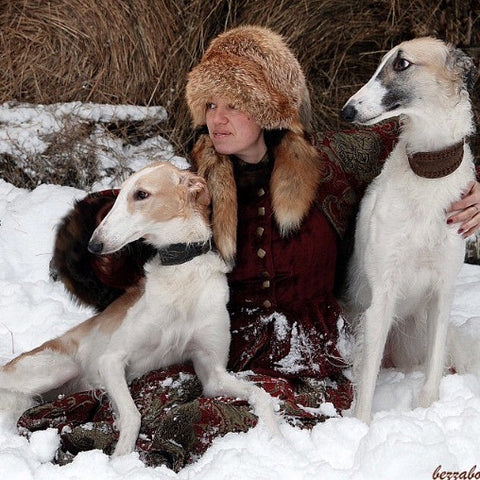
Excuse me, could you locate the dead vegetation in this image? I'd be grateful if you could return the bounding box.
[0,0,478,187]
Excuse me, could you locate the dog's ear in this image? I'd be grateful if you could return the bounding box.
[448,46,478,93]
[180,171,211,207]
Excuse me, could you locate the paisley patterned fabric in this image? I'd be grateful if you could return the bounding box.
[314,119,401,240]
[18,366,353,471]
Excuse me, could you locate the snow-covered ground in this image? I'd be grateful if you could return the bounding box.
[1,103,480,480]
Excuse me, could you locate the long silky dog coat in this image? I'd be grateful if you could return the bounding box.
[341,38,477,423]
[0,162,280,456]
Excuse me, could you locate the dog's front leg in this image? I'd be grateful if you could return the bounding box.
[354,295,395,424]
[97,353,141,457]
[416,289,452,408]
[192,350,282,437]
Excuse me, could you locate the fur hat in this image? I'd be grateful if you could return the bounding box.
[186,26,322,264]
[186,25,311,133]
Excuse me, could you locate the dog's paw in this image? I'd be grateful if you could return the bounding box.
[111,411,141,458]
[353,403,373,425]
[415,387,439,409]
[248,387,283,438]
[111,437,136,458]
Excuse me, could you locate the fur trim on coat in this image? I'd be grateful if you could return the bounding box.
[186,25,311,133]
[192,131,324,264]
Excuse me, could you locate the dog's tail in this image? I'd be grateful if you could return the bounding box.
[0,345,82,424]
[448,319,480,380]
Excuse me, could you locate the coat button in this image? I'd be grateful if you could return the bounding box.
[258,206,265,216]
[257,248,266,259]
[258,188,265,197]
[256,226,265,237]
[263,300,272,309]
[262,280,270,288]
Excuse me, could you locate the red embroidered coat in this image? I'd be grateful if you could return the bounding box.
[227,156,343,377]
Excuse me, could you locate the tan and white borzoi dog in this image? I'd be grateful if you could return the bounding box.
[0,161,280,456]
[340,37,478,423]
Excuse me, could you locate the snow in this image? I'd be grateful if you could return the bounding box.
[1,103,480,479]
[0,102,189,191]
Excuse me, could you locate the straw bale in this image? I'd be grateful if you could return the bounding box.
[0,0,478,183]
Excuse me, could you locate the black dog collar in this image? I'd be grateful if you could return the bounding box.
[156,241,213,266]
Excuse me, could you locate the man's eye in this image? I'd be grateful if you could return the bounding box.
[393,57,411,72]
[134,190,149,201]
[206,102,216,110]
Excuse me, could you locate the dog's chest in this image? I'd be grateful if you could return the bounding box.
[116,299,204,382]
[125,315,196,380]
[353,150,470,301]
[145,258,228,306]
[122,260,229,380]
[361,177,455,252]
[363,150,471,239]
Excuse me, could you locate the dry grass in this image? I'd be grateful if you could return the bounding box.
[0,120,99,189]
[0,0,478,186]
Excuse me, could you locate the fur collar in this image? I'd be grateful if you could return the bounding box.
[192,131,324,264]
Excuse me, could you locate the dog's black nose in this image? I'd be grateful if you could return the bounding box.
[88,240,104,254]
[340,104,357,122]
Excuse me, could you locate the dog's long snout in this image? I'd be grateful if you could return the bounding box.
[340,104,357,123]
[88,239,104,254]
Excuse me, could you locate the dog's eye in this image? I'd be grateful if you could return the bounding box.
[393,57,411,72]
[133,190,149,201]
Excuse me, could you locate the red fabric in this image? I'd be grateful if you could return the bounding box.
[227,161,344,379]
[315,120,401,239]
[225,122,402,380]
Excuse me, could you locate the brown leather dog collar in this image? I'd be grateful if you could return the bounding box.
[407,140,465,179]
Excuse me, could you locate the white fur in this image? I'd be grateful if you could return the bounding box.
[341,38,476,423]
[0,162,280,457]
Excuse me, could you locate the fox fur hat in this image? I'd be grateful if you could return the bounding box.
[186,26,323,264]
[186,25,311,133]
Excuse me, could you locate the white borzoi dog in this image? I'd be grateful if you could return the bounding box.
[0,161,280,456]
[340,37,478,423]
